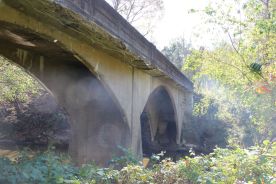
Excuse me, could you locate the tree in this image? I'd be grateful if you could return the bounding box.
[0,55,41,102]
[184,0,276,146]
[105,0,164,37]
[161,37,191,69]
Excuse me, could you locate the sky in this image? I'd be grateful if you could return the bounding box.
[151,0,214,49]
[105,0,227,49]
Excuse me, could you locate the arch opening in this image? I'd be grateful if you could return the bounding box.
[0,55,72,152]
[0,23,130,165]
[140,86,177,157]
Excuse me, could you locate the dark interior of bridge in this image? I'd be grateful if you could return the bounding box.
[140,87,177,157]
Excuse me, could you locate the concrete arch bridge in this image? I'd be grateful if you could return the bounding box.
[0,0,193,165]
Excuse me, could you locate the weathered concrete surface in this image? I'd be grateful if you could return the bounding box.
[0,0,193,165]
[53,0,193,91]
[2,0,193,92]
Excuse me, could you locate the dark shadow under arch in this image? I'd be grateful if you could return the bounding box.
[0,23,130,166]
[140,86,177,157]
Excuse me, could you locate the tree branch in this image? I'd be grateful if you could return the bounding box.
[209,53,253,83]
[227,32,266,80]
[227,32,248,67]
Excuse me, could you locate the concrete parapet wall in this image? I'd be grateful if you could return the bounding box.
[54,0,193,92]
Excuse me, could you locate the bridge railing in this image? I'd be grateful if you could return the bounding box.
[54,0,193,91]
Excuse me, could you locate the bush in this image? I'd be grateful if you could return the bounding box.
[177,141,276,183]
[0,150,78,184]
[109,146,140,169]
[119,164,153,184]
[0,141,275,184]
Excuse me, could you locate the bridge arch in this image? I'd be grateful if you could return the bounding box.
[140,86,178,156]
[0,23,130,165]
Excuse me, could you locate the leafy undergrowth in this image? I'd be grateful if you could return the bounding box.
[0,141,275,184]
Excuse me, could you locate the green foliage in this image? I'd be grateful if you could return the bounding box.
[250,62,262,73]
[184,0,276,146]
[119,165,153,184]
[0,150,78,184]
[109,146,140,168]
[193,96,213,116]
[78,164,118,184]
[162,37,191,69]
[0,149,118,184]
[1,143,275,183]
[150,151,165,164]
[0,55,41,102]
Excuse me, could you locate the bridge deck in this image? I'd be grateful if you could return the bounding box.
[4,0,193,91]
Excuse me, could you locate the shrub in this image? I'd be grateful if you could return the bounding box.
[109,146,140,169]
[0,150,78,184]
[0,141,275,184]
[119,164,153,184]
[177,141,276,183]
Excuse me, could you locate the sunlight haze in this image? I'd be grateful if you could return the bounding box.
[152,0,214,49]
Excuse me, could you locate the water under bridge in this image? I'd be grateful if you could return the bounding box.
[0,0,193,165]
